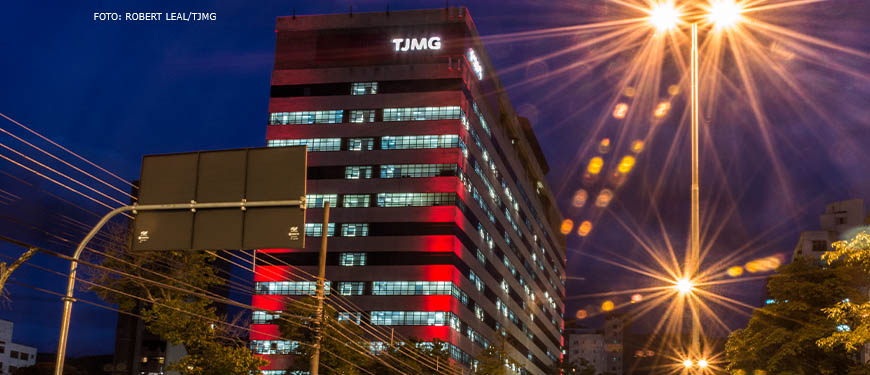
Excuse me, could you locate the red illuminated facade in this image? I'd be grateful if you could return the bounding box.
[251,8,566,374]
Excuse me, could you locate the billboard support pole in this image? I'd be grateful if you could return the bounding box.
[53,199,302,375]
[310,201,330,375]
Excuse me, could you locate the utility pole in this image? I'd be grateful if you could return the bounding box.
[310,201,330,375]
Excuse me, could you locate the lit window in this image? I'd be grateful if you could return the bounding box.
[305,194,338,208]
[371,311,458,328]
[250,340,299,354]
[268,138,341,152]
[342,194,370,208]
[339,252,366,266]
[476,249,486,264]
[345,166,373,179]
[372,281,467,304]
[252,310,282,324]
[269,110,343,125]
[339,282,365,296]
[305,223,335,237]
[348,138,375,151]
[337,312,362,324]
[383,106,461,122]
[376,193,455,207]
[341,223,369,237]
[380,164,457,178]
[254,281,330,296]
[351,82,377,95]
[381,134,460,150]
[349,109,377,123]
[469,271,484,292]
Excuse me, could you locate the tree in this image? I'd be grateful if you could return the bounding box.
[278,296,373,374]
[818,230,870,353]
[725,256,866,374]
[90,229,266,375]
[0,246,36,294]
[474,334,523,375]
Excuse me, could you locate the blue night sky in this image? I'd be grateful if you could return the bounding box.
[0,0,868,357]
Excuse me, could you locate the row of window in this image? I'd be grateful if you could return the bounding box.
[370,311,460,330]
[254,280,466,301]
[343,164,459,180]
[304,193,457,209]
[303,223,367,237]
[267,135,461,152]
[254,281,331,296]
[250,340,299,355]
[269,106,461,125]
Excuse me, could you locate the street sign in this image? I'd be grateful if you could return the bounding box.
[132,147,306,251]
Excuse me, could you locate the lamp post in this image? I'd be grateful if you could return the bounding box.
[648,0,745,361]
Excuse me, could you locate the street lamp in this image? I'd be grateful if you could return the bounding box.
[682,359,694,368]
[697,359,709,368]
[644,0,745,362]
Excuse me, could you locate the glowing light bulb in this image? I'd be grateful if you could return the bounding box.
[683,359,693,368]
[676,278,693,294]
[649,2,680,31]
[708,0,743,29]
[698,359,709,368]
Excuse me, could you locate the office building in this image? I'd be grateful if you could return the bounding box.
[793,198,868,261]
[251,7,567,375]
[0,319,37,374]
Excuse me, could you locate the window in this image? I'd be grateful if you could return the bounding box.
[348,138,375,151]
[10,350,18,359]
[269,110,343,125]
[476,249,486,264]
[342,194,370,208]
[469,271,484,292]
[372,281,464,300]
[268,138,341,152]
[337,312,362,324]
[305,194,338,208]
[250,340,299,355]
[253,310,282,324]
[341,223,369,237]
[376,193,455,207]
[380,164,457,178]
[812,240,828,252]
[349,109,376,123]
[352,82,377,95]
[255,281,330,295]
[836,217,847,225]
[340,252,366,266]
[383,106,461,122]
[305,223,335,237]
[339,282,365,296]
[381,135,460,150]
[261,371,288,375]
[345,166,373,179]
[371,311,456,326]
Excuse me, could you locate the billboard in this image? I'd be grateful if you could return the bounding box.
[131,147,306,251]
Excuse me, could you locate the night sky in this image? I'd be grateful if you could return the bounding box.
[0,0,868,358]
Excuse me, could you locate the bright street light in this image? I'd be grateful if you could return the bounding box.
[682,359,694,368]
[649,2,680,31]
[708,0,744,29]
[698,359,709,368]
[676,278,694,294]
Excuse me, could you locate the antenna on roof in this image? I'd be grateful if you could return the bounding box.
[386,3,390,15]
[292,9,296,19]
[349,5,353,17]
[445,0,449,10]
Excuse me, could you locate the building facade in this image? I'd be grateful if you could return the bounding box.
[564,321,607,374]
[250,7,567,375]
[0,319,37,374]
[792,198,867,261]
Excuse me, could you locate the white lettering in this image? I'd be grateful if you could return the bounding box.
[467,48,484,80]
[392,38,404,51]
[392,36,443,52]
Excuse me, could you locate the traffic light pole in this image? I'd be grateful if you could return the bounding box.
[53,198,303,375]
[310,201,330,375]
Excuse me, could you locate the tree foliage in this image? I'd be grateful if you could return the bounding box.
[818,230,870,352]
[90,230,265,375]
[474,334,523,375]
[725,256,866,374]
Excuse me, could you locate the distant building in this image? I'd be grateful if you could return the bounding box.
[0,319,37,374]
[564,324,606,374]
[792,198,868,261]
[604,314,628,375]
